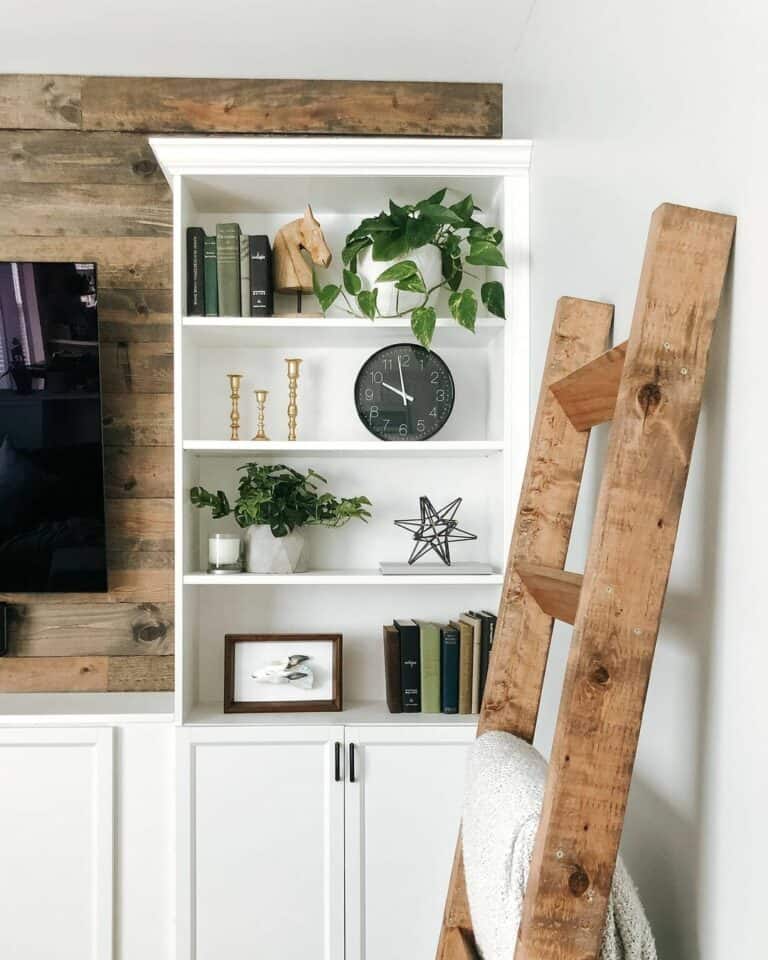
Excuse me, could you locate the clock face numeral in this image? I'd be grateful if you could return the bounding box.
[354,343,455,441]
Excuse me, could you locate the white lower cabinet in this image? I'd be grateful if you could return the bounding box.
[344,726,474,960]
[0,727,114,960]
[177,723,474,960]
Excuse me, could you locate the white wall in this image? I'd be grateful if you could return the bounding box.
[508,3,767,957]
[3,0,766,954]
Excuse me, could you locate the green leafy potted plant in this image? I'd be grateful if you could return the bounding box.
[191,463,372,574]
[313,189,506,348]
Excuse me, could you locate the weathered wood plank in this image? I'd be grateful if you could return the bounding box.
[107,566,174,604]
[550,341,628,431]
[0,654,174,692]
[104,446,173,499]
[517,205,736,960]
[100,341,173,393]
[438,298,614,957]
[0,130,163,183]
[105,499,174,553]
[443,927,479,960]
[0,182,171,237]
[0,75,81,130]
[99,288,172,342]
[80,77,502,138]
[102,393,173,446]
[0,236,171,288]
[107,654,174,691]
[3,600,173,657]
[515,563,583,626]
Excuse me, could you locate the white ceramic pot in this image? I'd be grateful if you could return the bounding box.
[357,244,442,316]
[245,525,305,574]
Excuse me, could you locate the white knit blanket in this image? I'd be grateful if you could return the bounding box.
[462,731,657,960]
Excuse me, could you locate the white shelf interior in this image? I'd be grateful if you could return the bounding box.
[186,700,479,726]
[0,693,175,724]
[152,137,530,724]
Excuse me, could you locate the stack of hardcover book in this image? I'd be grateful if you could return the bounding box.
[383,612,497,714]
[186,225,273,318]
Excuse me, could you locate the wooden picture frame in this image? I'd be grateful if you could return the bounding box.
[224,633,343,713]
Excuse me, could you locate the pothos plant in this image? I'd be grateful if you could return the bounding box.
[313,189,506,348]
[190,463,372,538]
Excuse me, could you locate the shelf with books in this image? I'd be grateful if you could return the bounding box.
[152,137,530,724]
[183,571,504,586]
[181,316,506,350]
[184,700,479,726]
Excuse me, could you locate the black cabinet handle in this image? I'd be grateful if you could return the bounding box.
[349,742,357,783]
[334,741,342,782]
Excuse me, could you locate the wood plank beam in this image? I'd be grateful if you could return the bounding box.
[515,563,583,625]
[0,655,174,692]
[550,341,628,431]
[515,203,735,960]
[437,297,614,958]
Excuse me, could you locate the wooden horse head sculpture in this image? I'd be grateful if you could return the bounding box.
[273,205,332,296]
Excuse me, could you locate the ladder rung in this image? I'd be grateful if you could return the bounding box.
[549,340,628,431]
[515,563,583,624]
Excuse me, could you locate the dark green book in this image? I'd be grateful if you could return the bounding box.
[418,621,441,714]
[204,235,218,316]
[216,222,241,316]
[440,624,460,714]
[186,227,205,316]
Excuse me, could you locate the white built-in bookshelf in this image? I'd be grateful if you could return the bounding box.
[150,137,531,724]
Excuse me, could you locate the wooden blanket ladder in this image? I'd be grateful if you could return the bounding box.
[437,203,735,960]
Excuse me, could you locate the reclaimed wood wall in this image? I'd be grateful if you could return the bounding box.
[0,74,502,692]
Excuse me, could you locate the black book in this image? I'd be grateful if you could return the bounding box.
[394,619,421,712]
[249,235,274,317]
[478,610,497,702]
[186,226,206,316]
[440,623,460,714]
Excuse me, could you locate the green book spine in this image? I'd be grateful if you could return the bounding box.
[418,622,441,714]
[204,235,218,316]
[216,223,241,316]
[239,234,250,317]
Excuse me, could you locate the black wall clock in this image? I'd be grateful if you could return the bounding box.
[354,343,455,440]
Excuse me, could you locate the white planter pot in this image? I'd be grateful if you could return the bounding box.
[357,244,442,317]
[245,526,305,574]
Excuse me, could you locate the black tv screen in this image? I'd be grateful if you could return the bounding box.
[0,262,107,592]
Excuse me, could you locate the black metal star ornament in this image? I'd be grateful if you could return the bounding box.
[394,496,477,566]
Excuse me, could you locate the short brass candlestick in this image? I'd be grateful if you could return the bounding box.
[285,358,302,441]
[227,373,243,441]
[252,389,270,441]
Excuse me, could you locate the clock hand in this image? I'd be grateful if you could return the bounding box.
[397,356,407,407]
[381,380,415,403]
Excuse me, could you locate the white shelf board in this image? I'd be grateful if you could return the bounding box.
[185,700,479,726]
[183,570,503,586]
[182,316,505,349]
[183,440,504,458]
[0,692,175,725]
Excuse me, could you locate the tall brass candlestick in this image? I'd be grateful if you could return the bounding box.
[227,373,243,441]
[252,390,269,441]
[285,358,302,441]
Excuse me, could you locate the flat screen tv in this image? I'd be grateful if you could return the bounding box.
[0,262,107,592]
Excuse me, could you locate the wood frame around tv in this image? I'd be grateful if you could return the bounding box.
[224,633,343,713]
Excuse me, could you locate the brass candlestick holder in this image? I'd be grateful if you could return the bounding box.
[252,389,270,441]
[227,373,243,441]
[285,358,302,441]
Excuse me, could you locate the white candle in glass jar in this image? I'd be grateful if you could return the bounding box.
[208,534,241,568]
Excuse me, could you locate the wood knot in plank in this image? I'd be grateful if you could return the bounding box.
[132,159,158,178]
[637,382,662,418]
[568,868,590,897]
[590,664,610,686]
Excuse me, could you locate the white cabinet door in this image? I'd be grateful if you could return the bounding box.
[344,725,474,960]
[0,727,114,960]
[176,725,345,960]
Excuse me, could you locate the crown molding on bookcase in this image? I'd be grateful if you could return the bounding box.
[149,137,533,181]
